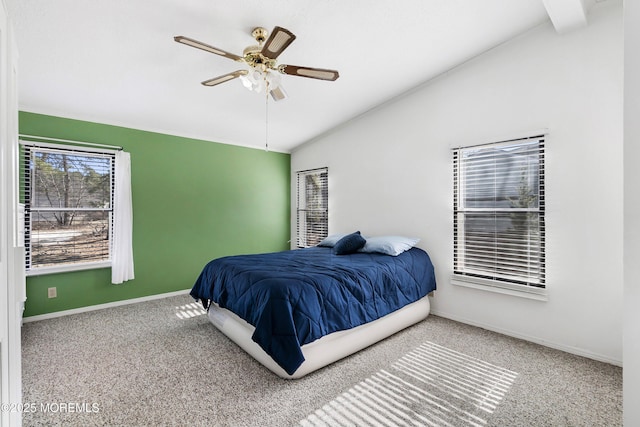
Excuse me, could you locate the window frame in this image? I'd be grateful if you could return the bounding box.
[452,134,546,299]
[296,167,328,248]
[20,140,117,276]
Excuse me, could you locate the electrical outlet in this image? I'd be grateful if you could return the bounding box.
[47,287,57,298]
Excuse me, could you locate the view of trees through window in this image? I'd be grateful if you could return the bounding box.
[24,146,114,269]
[454,138,545,288]
[296,168,328,247]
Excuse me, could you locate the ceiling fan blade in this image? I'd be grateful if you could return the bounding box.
[201,70,248,87]
[279,65,339,81]
[270,85,287,102]
[174,36,243,61]
[261,26,296,59]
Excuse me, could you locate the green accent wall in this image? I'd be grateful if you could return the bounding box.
[20,112,291,317]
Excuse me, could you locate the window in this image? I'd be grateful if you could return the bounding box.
[453,135,545,295]
[296,167,328,248]
[21,142,115,273]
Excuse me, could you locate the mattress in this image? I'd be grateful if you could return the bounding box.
[207,295,431,379]
[191,246,437,375]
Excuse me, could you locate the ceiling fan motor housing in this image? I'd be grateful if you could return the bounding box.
[245,54,277,73]
[243,27,280,72]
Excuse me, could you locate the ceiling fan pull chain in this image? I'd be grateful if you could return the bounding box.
[265,76,269,152]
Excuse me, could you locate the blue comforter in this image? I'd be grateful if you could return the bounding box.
[190,246,436,375]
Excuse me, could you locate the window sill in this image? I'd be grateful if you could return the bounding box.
[26,261,111,277]
[451,274,548,301]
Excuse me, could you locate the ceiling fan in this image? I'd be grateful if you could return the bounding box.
[174,26,340,101]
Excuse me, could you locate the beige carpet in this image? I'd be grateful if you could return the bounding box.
[21,294,621,426]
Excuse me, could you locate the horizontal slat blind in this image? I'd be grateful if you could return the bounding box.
[21,142,115,270]
[453,136,545,288]
[296,167,328,248]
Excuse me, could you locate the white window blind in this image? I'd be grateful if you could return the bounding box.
[21,142,115,272]
[296,167,328,248]
[453,135,545,291]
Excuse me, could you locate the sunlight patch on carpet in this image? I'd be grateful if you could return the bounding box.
[299,341,518,427]
[175,302,206,319]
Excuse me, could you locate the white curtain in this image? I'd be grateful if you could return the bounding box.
[112,150,135,284]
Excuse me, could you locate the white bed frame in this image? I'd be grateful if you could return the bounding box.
[207,295,431,379]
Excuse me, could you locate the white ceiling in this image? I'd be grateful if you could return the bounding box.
[6,0,594,152]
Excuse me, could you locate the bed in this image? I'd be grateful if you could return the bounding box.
[190,235,436,379]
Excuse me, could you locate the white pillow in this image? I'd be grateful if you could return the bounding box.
[317,233,347,247]
[359,236,420,256]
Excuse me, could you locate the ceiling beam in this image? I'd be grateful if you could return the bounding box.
[542,0,588,34]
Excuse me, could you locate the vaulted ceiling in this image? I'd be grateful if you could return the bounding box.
[7,0,596,152]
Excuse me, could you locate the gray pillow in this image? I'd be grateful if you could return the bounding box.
[317,233,347,247]
[358,235,420,256]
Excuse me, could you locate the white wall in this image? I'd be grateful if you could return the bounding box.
[0,0,23,425]
[624,0,640,423]
[292,1,623,364]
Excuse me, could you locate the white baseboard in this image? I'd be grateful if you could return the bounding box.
[430,309,623,367]
[22,289,192,323]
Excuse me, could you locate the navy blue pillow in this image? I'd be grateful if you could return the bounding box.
[333,231,366,255]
